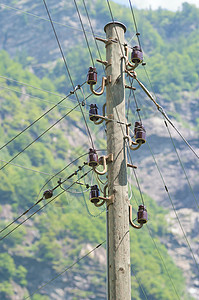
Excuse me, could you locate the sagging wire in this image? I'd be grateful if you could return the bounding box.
[128,0,142,50]
[0,4,104,37]
[24,240,106,299]
[73,0,95,67]
[0,84,85,152]
[164,120,199,209]
[129,179,181,299]
[42,0,95,150]
[0,103,81,172]
[0,153,88,235]
[146,141,199,274]
[0,169,93,242]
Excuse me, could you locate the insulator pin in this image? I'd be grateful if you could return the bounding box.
[137,205,148,224]
[134,121,146,144]
[87,67,97,85]
[131,46,143,64]
[90,185,100,204]
[89,104,99,122]
[43,190,53,199]
[88,148,99,167]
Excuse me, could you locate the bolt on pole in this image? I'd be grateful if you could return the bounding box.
[104,22,131,300]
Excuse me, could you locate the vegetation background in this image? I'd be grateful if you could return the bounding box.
[0,0,198,299]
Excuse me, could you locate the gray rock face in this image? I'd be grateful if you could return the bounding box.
[0,1,199,299]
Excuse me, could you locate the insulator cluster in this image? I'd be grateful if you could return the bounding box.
[87,67,97,85]
[137,205,148,224]
[131,46,143,64]
[134,121,146,144]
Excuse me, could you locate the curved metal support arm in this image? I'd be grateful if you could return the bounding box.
[94,198,106,207]
[129,205,143,229]
[125,135,142,151]
[90,77,106,96]
[126,61,138,71]
[93,156,107,175]
[129,141,142,151]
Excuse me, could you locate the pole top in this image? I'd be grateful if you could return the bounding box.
[104,21,126,33]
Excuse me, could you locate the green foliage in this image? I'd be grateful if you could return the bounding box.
[0,2,198,298]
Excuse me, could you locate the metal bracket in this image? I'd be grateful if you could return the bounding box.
[96,59,108,66]
[125,85,136,91]
[106,194,114,207]
[95,37,118,45]
[99,153,113,165]
[127,163,137,169]
[105,75,111,84]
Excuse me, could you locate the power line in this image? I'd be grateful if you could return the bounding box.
[0,4,104,38]
[128,0,142,50]
[129,179,181,300]
[24,240,106,299]
[146,141,199,274]
[0,160,88,235]
[0,169,92,242]
[0,83,85,152]
[0,103,80,172]
[0,75,65,98]
[73,0,95,67]
[131,266,149,300]
[164,120,199,209]
[146,224,181,300]
[42,0,95,150]
[0,159,55,177]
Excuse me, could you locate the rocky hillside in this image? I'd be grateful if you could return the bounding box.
[0,0,199,299]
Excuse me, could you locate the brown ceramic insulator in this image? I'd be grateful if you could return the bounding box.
[137,205,148,224]
[131,46,143,64]
[87,67,97,85]
[88,148,99,167]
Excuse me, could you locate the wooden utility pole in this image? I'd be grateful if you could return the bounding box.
[104,22,131,300]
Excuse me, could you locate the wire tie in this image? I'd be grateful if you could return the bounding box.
[165,185,168,192]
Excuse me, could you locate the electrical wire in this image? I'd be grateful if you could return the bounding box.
[0,75,65,98]
[131,266,149,300]
[0,83,85,152]
[128,0,142,50]
[0,159,56,177]
[146,141,199,274]
[0,84,76,108]
[73,0,95,67]
[0,4,104,38]
[165,120,199,209]
[146,224,181,300]
[129,181,181,299]
[0,103,80,172]
[0,169,92,242]
[42,0,95,150]
[24,240,106,299]
[0,153,87,233]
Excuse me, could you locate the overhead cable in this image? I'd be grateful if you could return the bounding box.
[0,169,92,242]
[0,4,102,37]
[42,0,95,149]
[164,120,199,209]
[24,240,106,299]
[73,0,95,67]
[0,103,80,172]
[147,141,199,274]
[0,83,85,152]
